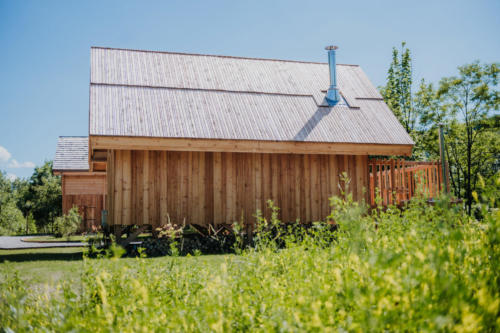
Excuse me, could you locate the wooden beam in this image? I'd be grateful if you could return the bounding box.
[106,150,115,227]
[92,161,107,171]
[90,135,413,156]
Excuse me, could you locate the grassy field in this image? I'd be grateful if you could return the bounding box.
[1,192,499,331]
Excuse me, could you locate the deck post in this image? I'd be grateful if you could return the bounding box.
[390,159,396,205]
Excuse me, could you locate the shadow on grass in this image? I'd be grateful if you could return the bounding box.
[0,251,84,263]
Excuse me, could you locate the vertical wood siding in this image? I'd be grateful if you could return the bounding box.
[107,150,368,227]
[62,174,106,231]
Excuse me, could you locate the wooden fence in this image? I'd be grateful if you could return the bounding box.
[368,159,443,206]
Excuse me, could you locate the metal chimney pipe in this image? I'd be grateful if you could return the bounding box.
[325,45,339,105]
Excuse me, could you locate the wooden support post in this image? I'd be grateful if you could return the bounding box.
[439,124,449,193]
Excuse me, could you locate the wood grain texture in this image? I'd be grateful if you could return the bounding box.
[368,159,442,207]
[106,150,369,227]
[62,172,107,231]
[91,136,413,156]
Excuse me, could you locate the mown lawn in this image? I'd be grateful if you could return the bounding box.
[0,247,85,286]
[22,235,88,243]
[23,233,151,243]
[0,247,229,287]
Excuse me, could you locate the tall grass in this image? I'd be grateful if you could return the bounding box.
[1,179,499,332]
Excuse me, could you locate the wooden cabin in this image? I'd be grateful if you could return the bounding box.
[85,46,414,230]
[53,137,106,231]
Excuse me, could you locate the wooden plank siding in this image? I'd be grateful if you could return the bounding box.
[61,173,106,231]
[107,150,369,227]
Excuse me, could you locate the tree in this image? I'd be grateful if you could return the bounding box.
[380,42,415,134]
[418,62,499,213]
[12,177,30,215]
[0,172,26,235]
[437,62,499,213]
[23,161,62,232]
[381,42,499,214]
[411,79,442,160]
[1,161,62,234]
[11,177,34,233]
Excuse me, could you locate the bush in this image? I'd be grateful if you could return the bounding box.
[53,206,81,238]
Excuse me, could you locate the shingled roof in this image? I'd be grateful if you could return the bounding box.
[89,47,413,146]
[53,137,89,171]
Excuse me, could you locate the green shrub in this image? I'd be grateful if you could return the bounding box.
[53,206,81,238]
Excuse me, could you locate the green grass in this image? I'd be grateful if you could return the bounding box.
[0,247,229,287]
[0,247,85,286]
[24,233,152,243]
[22,235,88,243]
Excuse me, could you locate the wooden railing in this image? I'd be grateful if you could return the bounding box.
[368,159,443,206]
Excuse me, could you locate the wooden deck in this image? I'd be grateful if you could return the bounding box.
[368,159,444,207]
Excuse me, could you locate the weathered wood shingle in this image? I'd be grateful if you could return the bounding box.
[53,137,89,171]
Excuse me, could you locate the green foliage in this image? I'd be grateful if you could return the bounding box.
[380,42,415,133]
[25,212,37,234]
[2,191,499,331]
[53,206,82,239]
[414,62,499,213]
[0,199,25,235]
[11,176,31,217]
[411,79,441,159]
[381,42,499,215]
[254,199,283,251]
[0,161,62,234]
[0,172,12,214]
[438,62,498,214]
[0,172,26,235]
[25,161,62,231]
[231,221,244,254]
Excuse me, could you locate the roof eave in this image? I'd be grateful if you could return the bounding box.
[89,135,414,156]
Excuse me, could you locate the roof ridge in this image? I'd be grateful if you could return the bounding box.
[90,82,318,99]
[59,136,88,138]
[90,46,360,67]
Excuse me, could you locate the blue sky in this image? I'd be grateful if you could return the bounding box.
[1,0,499,179]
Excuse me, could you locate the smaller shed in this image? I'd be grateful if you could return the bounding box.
[53,136,106,231]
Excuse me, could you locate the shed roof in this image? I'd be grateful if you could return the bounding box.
[89,47,413,146]
[53,137,89,171]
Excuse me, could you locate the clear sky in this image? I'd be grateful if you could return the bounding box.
[1,0,499,179]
